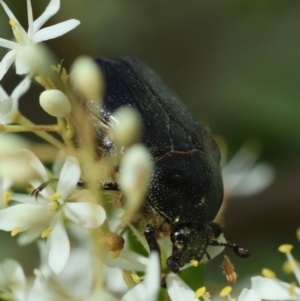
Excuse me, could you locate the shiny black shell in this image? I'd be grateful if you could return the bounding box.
[94,57,223,226]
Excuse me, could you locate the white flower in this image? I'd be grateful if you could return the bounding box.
[250,245,300,300]
[222,140,275,197]
[121,252,160,301]
[0,0,80,79]
[251,276,300,300]
[237,288,261,301]
[0,151,106,274]
[0,77,31,124]
[166,273,201,301]
[0,259,27,301]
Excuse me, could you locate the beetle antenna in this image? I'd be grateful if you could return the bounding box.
[209,239,250,258]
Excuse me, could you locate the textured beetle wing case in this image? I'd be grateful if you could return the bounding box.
[94,58,221,161]
[92,57,223,225]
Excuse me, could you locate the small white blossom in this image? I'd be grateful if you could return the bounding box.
[0,259,27,301]
[0,77,31,124]
[121,252,160,301]
[0,0,80,79]
[0,151,106,274]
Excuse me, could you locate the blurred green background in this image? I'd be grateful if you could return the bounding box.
[0,0,300,295]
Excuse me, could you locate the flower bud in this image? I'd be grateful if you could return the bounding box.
[71,56,104,101]
[39,89,71,118]
[110,107,141,148]
[119,145,152,225]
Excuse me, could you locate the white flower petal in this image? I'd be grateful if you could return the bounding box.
[26,0,34,38]
[166,273,199,301]
[2,259,26,300]
[0,85,8,100]
[28,275,54,301]
[237,288,261,301]
[64,202,106,228]
[17,227,44,245]
[33,19,80,43]
[0,203,53,231]
[114,253,159,301]
[105,250,149,271]
[11,76,31,100]
[47,217,70,274]
[57,246,93,299]
[0,50,17,80]
[57,156,80,200]
[33,0,60,32]
[2,177,12,191]
[0,0,18,20]
[0,38,19,50]
[252,276,300,300]
[144,252,160,301]
[0,98,13,117]
[15,50,32,75]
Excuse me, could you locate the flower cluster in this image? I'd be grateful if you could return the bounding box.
[0,1,277,301]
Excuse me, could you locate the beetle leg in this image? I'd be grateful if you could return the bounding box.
[144,225,166,274]
[31,178,58,200]
[208,239,251,258]
[144,225,161,255]
[204,251,211,261]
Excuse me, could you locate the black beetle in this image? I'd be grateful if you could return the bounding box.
[88,57,250,273]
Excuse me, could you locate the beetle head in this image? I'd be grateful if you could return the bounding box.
[167,223,212,273]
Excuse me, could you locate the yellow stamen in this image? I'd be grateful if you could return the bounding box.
[219,286,232,297]
[289,282,296,295]
[190,259,199,267]
[46,201,59,211]
[111,250,121,259]
[231,299,237,301]
[11,227,21,237]
[278,244,293,253]
[41,228,53,238]
[131,273,141,284]
[296,228,300,242]
[194,286,206,298]
[49,193,61,201]
[9,19,17,27]
[204,291,211,298]
[283,259,300,274]
[262,268,276,278]
[2,190,12,205]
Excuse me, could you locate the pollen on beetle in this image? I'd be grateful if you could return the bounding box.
[2,190,12,205]
[190,259,199,267]
[131,273,141,284]
[194,286,206,298]
[219,286,232,297]
[278,244,293,253]
[11,227,21,237]
[262,268,276,278]
[49,193,61,202]
[41,227,53,238]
